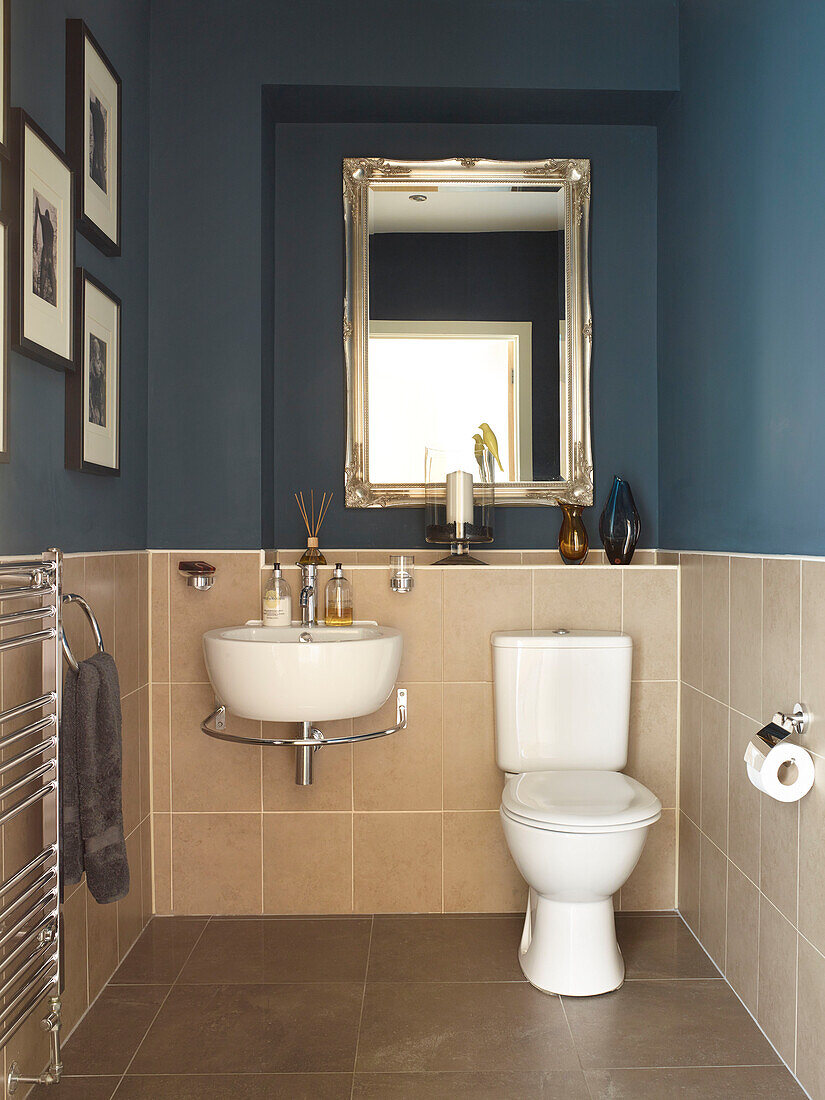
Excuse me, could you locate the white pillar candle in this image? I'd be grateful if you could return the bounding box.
[446,469,474,537]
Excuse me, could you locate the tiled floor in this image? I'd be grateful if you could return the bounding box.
[33,913,805,1099]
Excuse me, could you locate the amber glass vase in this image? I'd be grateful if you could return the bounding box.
[558,502,589,564]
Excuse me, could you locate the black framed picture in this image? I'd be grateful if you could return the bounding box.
[8,109,75,372]
[66,269,120,475]
[0,213,9,461]
[0,0,9,159]
[66,20,121,256]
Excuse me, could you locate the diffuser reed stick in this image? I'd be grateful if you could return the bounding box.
[295,490,332,565]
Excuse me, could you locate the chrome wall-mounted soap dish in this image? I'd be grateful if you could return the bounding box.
[178,561,216,590]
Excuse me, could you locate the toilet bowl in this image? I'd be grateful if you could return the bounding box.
[500,769,660,995]
[491,629,662,997]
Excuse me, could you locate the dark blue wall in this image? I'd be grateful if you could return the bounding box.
[0,0,149,554]
[658,1,825,554]
[274,122,660,548]
[147,0,679,549]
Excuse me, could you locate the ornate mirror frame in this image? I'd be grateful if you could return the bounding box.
[343,157,592,508]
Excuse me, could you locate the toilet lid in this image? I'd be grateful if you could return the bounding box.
[502,770,662,833]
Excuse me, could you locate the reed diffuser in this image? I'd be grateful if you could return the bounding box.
[295,490,332,565]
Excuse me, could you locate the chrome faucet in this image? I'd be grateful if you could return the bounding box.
[299,563,317,627]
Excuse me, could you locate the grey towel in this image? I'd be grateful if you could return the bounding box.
[60,652,130,904]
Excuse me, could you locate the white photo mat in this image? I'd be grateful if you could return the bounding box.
[83,35,118,245]
[81,280,119,469]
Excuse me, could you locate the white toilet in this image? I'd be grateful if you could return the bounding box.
[492,628,661,997]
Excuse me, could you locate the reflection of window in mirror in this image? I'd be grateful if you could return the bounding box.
[368,322,532,483]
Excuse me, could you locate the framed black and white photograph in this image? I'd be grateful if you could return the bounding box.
[0,0,9,158]
[66,20,121,256]
[66,269,120,475]
[8,109,75,372]
[0,214,9,461]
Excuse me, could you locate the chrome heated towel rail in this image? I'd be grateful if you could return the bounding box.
[0,550,63,1093]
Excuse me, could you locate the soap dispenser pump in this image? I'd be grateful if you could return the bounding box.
[325,563,353,626]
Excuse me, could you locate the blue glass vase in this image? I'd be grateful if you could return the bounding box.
[599,476,641,564]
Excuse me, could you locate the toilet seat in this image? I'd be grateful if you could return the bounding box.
[502,770,661,834]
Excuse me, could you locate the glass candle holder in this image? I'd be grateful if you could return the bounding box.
[424,445,494,564]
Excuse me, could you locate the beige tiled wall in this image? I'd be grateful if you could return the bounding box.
[676,551,825,1099]
[0,552,151,1097]
[151,551,678,918]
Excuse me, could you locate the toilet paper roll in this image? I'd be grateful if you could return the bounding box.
[744,739,815,802]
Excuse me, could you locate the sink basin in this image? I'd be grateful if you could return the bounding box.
[202,623,403,722]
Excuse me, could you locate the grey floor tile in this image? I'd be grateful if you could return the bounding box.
[59,985,169,1075]
[113,1074,353,1098]
[177,917,372,983]
[356,982,578,1073]
[616,914,720,979]
[29,1079,120,1099]
[367,915,524,982]
[563,979,780,1068]
[585,1066,806,1097]
[129,983,363,1074]
[110,917,208,984]
[353,1070,590,1098]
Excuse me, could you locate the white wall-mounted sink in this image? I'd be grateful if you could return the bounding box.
[202,623,403,722]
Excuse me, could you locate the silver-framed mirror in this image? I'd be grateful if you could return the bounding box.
[343,157,592,507]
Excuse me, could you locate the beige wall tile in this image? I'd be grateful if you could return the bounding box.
[730,555,763,722]
[443,569,531,682]
[621,808,676,911]
[263,726,353,811]
[679,684,702,825]
[263,812,352,913]
[475,551,524,565]
[1,604,44,711]
[170,552,261,682]
[117,828,143,960]
[798,751,825,957]
[351,567,443,681]
[172,813,262,914]
[82,554,116,662]
[725,862,759,1013]
[354,812,441,913]
[171,682,262,812]
[680,554,703,690]
[626,681,677,808]
[153,813,172,913]
[2,803,44,895]
[60,882,89,1036]
[701,555,729,703]
[139,683,150,822]
[353,683,442,811]
[699,834,727,970]
[757,898,798,1068]
[138,551,149,688]
[678,813,701,934]
[115,553,141,696]
[622,568,678,681]
[443,683,502,810]
[443,811,525,913]
[355,550,442,564]
[140,818,153,925]
[121,690,142,837]
[151,683,171,812]
[533,568,621,633]
[151,552,170,681]
[760,793,799,924]
[700,694,729,852]
[61,554,88,661]
[796,935,825,1100]
[762,558,801,724]
[86,884,119,999]
[657,551,679,565]
[727,711,761,885]
[801,560,825,757]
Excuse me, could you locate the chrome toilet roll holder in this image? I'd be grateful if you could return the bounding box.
[759,702,810,746]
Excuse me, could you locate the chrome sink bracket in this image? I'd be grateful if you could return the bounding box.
[200,689,409,785]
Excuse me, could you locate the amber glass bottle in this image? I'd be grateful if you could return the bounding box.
[325,564,353,625]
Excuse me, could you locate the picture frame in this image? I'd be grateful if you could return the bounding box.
[66,269,120,476]
[0,0,9,159]
[8,109,75,372]
[0,214,9,462]
[66,19,121,256]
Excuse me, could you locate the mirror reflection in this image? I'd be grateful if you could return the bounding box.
[367,182,565,485]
